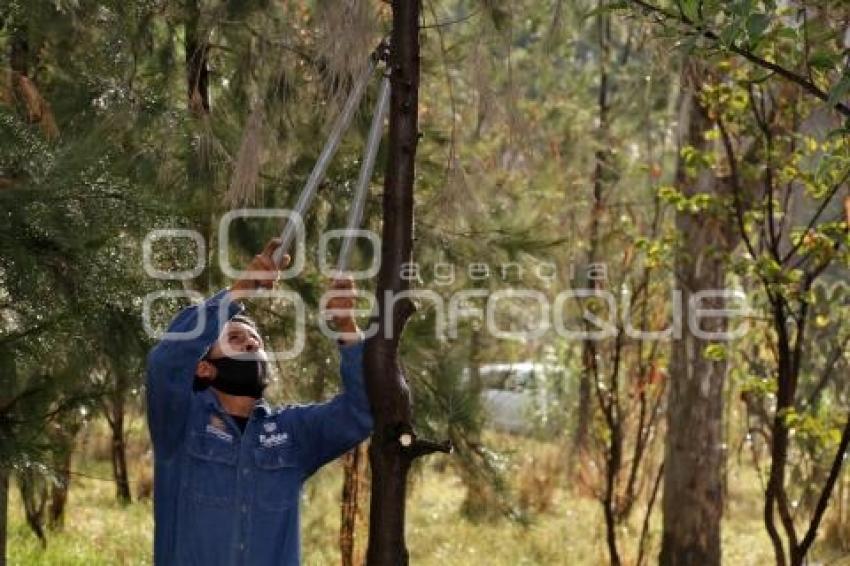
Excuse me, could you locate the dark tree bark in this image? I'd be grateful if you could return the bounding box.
[18,468,47,547]
[184,0,210,117]
[47,455,70,530]
[184,0,213,291]
[659,61,735,566]
[0,468,7,566]
[339,443,366,566]
[364,2,449,565]
[109,413,132,505]
[9,31,28,77]
[103,370,131,505]
[0,343,14,566]
[363,2,419,562]
[47,423,79,530]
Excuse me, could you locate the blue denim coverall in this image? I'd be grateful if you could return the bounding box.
[146,290,373,565]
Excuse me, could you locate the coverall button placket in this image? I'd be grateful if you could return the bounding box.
[236,417,254,565]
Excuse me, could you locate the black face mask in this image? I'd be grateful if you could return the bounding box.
[206,354,268,399]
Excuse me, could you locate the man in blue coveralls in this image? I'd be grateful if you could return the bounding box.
[145,239,373,565]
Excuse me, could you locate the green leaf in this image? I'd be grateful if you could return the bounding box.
[808,51,839,71]
[703,344,728,361]
[746,13,771,42]
[680,0,700,23]
[773,26,799,41]
[828,74,850,107]
[719,22,744,47]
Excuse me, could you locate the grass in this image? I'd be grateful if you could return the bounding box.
[8,463,153,566]
[8,429,848,565]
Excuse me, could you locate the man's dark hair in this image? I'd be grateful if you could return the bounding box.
[230,313,259,331]
[192,313,259,391]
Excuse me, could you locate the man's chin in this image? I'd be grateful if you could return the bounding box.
[210,385,264,401]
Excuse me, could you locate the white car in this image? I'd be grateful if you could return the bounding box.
[464,362,566,434]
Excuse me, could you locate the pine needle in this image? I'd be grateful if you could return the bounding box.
[225,104,265,206]
[315,0,380,118]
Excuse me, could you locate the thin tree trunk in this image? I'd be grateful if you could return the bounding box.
[184,0,213,291]
[573,1,613,469]
[106,371,132,505]
[0,468,7,566]
[340,443,366,566]
[659,61,733,566]
[364,3,448,564]
[185,0,210,117]
[18,469,47,547]
[110,410,132,505]
[0,343,14,566]
[47,420,81,530]
[48,447,72,529]
[9,31,27,76]
[637,462,665,566]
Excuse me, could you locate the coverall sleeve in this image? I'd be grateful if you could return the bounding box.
[145,289,243,458]
[290,341,374,477]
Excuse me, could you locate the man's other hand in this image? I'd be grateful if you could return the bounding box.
[325,275,361,341]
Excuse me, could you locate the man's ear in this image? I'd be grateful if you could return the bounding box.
[196,359,217,381]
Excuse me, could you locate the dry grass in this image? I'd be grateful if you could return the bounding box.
[9,429,841,565]
[515,442,565,515]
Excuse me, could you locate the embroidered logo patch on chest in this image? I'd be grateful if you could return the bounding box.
[259,431,289,447]
[206,414,233,443]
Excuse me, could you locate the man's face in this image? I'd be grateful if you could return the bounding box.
[196,321,266,381]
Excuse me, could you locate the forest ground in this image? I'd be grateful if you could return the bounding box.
[7,425,848,565]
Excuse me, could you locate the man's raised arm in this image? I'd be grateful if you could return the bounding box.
[145,290,243,457]
[290,275,374,475]
[145,239,287,457]
[291,339,373,477]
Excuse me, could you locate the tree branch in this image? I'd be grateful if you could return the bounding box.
[797,411,850,558]
[626,0,850,117]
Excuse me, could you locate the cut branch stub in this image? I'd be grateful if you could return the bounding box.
[391,423,452,459]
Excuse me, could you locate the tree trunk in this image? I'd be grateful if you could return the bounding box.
[10,31,28,77]
[340,443,366,566]
[48,442,73,530]
[0,344,14,566]
[48,465,70,530]
[184,0,213,291]
[110,407,132,505]
[573,2,614,470]
[105,371,131,505]
[0,468,8,566]
[184,0,210,117]
[364,2,448,564]
[659,62,733,566]
[18,469,47,547]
